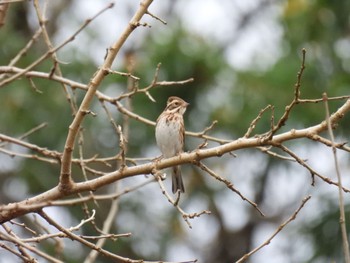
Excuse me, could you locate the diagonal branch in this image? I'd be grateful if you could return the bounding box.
[196,161,264,216]
[323,93,350,262]
[236,195,311,263]
[59,0,155,191]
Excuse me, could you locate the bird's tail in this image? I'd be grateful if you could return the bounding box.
[172,166,185,193]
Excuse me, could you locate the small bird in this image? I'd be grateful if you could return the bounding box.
[155,96,189,193]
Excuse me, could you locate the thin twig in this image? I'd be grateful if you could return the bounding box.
[0,3,114,88]
[146,10,167,25]
[195,161,265,217]
[323,92,350,262]
[33,0,78,114]
[154,171,211,228]
[244,105,273,138]
[0,230,62,263]
[258,146,300,161]
[2,224,34,261]
[39,210,188,263]
[272,48,306,134]
[9,220,37,235]
[0,242,33,262]
[7,28,43,68]
[236,195,311,263]
[32,213,64,255]
[83,185,120,263]
[277,143,350,192]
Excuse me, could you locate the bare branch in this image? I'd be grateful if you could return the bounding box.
[323,93,350,262]
[154,171,211,229]
[1,95,350,223]
[272,48,306,134]
[146,10,167,25]
[0,3,114,88]
[39,210,190,263]
[195,161,264,216]
[59,0,153,191]
[277,143,350,192]
[244,105,273,138]
[0,228,62,263]
[236,195,311,263]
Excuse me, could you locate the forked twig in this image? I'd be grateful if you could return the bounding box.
[277,143,350,192]
[154,170,211,228]
[272,48,306,134]
[244,105,273,138]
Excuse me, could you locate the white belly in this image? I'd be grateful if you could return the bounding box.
[155,117,183,158]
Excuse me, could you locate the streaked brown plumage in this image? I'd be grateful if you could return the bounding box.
[155,96,189,193]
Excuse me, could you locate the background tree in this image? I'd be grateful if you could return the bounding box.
[0,1,350,262]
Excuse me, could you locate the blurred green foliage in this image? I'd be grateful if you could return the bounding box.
[1,1,350,262]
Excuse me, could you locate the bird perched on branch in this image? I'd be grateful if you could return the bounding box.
[155,96,189,193]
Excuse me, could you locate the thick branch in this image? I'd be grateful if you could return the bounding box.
[1,98,349,223]
[59,0,154,190]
